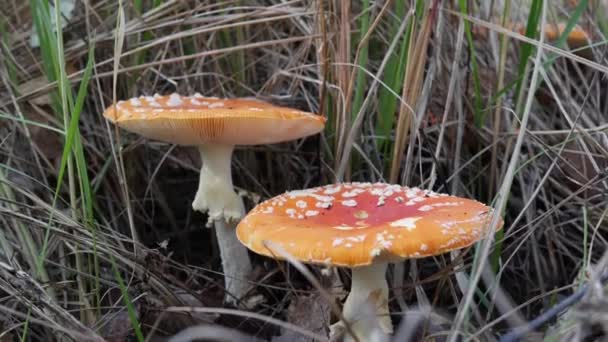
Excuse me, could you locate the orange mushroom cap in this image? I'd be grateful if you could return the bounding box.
[103,93,326,146]
[237,182,504,267]
[516,22,590,48]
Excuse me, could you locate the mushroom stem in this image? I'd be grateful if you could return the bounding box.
[340,263,392,341]
[213,218,253,304]
[193,144,244,223]
[192,143,253,304]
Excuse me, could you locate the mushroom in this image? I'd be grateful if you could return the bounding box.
[528,23,590,50]
[236,182,504,341]
[103,93,326,304]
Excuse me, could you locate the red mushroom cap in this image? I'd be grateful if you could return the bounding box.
[236,182,504,267]
[103,93,326,146]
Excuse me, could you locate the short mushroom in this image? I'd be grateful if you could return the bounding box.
[236,182,504,341]
[103,93,326,304]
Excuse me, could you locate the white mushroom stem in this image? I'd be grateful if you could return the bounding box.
[191,143,253,305]
[193,144,245,223]
[338,263,393,341]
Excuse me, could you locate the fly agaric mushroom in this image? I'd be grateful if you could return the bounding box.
[103,93,326,304]
[236,182,504,341]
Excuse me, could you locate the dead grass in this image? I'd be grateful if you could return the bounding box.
[0,0,607,341]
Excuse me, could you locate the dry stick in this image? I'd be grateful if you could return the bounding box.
[335,10,413,181]
[448,2,548,340]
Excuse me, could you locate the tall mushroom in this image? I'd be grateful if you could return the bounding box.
[236,182,504,341]
[103,93,326,304]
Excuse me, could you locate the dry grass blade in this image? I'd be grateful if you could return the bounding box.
[488,1,512,196]
[389,1,438,184]
[333,0,352,176]
[335,9,413,181]
[109,1,140,253]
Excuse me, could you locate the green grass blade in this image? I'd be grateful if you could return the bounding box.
[71,47,96,224]
[29,0,61,111]
[29,0,61,279]
[110,254,145,342]
[133,0,143,15]
[513,0,543,104]
[19,307,31,342]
